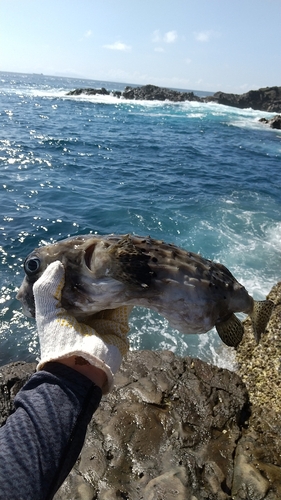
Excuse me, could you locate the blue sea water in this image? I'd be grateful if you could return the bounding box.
[1,71,281,369]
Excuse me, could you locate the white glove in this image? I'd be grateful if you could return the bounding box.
[33,261,132,393]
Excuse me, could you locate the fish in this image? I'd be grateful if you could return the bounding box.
[16,233,274,347]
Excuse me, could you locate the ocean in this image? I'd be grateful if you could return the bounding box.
[1,71,280,370]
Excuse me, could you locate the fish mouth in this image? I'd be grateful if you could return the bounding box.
[22,302,35,318]
[16,284,35,318]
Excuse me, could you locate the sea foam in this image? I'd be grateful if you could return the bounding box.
[0,72,280,369]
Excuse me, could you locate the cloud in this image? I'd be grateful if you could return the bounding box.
[103,41,131,51]
[152,30,178,44]
[194,30,220,42]
[154,47,165,53]
[164,31,178,43]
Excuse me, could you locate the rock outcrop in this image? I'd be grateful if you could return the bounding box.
[66,87,123,99]
[205,86,281,113]
[54,351,249,500]
[67,87,111,97]
[66,84,200,103]
[233,282,281,499]
[122,84,201,103]
[1,281,281,499]
[259,114,281,129]
[0,361,36,426]
[0,354,248,499]
[66,84,281,113]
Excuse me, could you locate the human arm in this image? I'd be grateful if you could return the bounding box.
[0,261,132,499]
[0,362,102,500]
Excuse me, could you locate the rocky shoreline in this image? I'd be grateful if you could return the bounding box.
[259,115,281,130]
[66,84,281,115]
[1,281,280,499]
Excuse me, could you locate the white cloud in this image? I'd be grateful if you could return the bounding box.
[103,41,131,51]
[194,30,220,42]
[164,30,178,43]
[152,30,178,44]
[84,30,92,38]
[154,47,165,53]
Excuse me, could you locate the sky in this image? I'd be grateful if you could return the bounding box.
[0,0,280,93]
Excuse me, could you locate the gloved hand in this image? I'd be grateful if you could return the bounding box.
[33,261,133,393]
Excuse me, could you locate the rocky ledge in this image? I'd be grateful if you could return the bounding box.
[205,86,281,113]
[259,114,281,129]
[1,282,281,499]
[66,84,281,113]
[67,84,201,104]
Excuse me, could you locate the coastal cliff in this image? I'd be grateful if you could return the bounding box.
[0,281,280,499]
[66,84,281,114]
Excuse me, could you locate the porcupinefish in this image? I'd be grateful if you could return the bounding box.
[16,233,274,347]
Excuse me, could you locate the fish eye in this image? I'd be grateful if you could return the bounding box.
[24,256,41,276]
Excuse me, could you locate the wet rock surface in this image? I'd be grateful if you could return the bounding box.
[122,84,201,103]
[259,114,281,129]
[67,84,201,103]
[1,282,281,499]
[66,84,281,113]
[236,282,281,414]
[234,282,281,500]
[0,360,36,426]
[54,351,248,500]
[67,87,111,97]
[205,86,281,113]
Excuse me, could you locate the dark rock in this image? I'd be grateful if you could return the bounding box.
[0,354,247,499]
[232,413,281,500]
[122,84,202,103]
[268,115,281,129]
[66,87,110,96]
[66,84,281,112]
[66,84,202,103]
[111,90,122,98]
[205,86,281,113]
[0,361,36,426]
[53,351,248,500]
[259,114,281,129]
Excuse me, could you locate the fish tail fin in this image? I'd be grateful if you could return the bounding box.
[215,314,244,348]
[250,299,274,344]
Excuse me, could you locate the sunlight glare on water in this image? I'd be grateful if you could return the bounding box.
[0,72,280,369]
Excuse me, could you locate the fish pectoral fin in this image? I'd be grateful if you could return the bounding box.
[215,314,244,347]
[250,299,274,344]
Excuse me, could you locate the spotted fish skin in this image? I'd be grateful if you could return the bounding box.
[16,234,274,347]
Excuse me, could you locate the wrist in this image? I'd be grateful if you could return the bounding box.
[57,356,107,390]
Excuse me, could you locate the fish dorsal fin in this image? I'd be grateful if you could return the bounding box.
[250,300,274,344]
[215,314,244,347]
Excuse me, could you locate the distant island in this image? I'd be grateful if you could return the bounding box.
[67,84,281,121]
